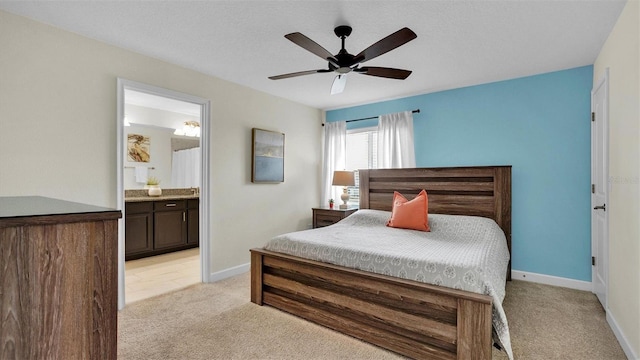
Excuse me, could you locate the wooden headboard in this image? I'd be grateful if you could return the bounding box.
[359,166,512,278]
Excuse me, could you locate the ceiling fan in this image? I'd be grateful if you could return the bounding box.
[269,25,417,95]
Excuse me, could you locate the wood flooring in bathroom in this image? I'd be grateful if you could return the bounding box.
[125,248,200,304]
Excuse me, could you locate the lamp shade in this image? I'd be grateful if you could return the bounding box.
[332,171,355,187]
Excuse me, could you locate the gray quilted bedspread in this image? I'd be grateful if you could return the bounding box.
[264,209,513,359]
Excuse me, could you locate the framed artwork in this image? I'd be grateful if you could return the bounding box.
[252,128,284,183]
[127,134,150,162]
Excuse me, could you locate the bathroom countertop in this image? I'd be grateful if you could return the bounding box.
[124,188,199,202]
[125,194,199,202]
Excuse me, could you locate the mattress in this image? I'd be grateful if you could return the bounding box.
[264,209,513,359]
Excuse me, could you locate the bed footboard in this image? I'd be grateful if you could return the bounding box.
[251,248,493,360]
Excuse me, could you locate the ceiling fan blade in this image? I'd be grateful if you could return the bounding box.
[330,75,347,95]
[353,28,417,65]
[355,67,412,80]
[285,32,339,66]
[268,69,331,80]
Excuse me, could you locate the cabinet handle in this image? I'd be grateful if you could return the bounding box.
[165,203,177,207]
[183,212,186,222]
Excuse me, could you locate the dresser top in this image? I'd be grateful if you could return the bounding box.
[0,196,121,227]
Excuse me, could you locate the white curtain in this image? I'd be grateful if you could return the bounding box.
[321,121,347,205]
[377,111,416,168]
[171,147,201,188]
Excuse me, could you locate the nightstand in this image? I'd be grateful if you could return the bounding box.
[312,207,357,228]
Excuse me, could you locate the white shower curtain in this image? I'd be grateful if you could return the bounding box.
[377,111,416,168]
[171,147,201,188]
[321,121,347,205]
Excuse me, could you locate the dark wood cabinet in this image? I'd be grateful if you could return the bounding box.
[187,199,199,246]
[312,207,357,228]
[124,201,153,257]
[153,200,187,250]
[125,198,198,260]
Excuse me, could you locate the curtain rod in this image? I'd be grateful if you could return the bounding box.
[322,109,420,126]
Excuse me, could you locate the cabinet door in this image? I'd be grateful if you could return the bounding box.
[154,209,187,250]
[187,208,199,245]
[125,203,153,258]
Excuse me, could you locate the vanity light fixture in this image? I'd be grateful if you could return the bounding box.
[174,121,201,137]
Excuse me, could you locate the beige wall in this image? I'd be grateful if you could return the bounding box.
[0,10,323,272]
[593,0,640,357]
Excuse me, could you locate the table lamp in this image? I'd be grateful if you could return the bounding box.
[332,170,355,209]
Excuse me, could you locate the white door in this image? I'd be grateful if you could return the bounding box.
[591,69,609,308]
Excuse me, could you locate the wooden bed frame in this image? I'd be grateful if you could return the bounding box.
[251,166,511,360]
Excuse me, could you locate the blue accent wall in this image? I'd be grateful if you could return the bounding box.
[327,66,593,281]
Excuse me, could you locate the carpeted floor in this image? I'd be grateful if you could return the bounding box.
[118,272,626,359]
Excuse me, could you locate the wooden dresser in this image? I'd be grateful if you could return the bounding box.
[0,196,121,360]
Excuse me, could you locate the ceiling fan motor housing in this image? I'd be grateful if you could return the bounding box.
[332,25,359,71]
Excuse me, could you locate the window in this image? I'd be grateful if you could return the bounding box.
[345,127,377,205]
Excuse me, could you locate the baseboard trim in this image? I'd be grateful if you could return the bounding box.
[511,270,592,291]
[607,311,638,360]
[208,262,250,283]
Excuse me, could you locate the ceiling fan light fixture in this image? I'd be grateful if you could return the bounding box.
[331,75,347,95]
[269,26,416,94]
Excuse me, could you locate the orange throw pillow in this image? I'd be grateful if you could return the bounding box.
[386,190,430,232]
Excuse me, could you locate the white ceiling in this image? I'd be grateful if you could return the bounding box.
[0,1,626,110]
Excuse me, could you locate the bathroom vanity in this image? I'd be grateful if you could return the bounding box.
[124,189,199,260]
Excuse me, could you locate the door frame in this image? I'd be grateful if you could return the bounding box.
[116,78,211,310]
[590,68,609,308]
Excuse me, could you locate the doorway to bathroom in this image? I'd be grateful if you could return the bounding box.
[116,79,211,310]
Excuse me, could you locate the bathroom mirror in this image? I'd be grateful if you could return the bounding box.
[123,91,201,189]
